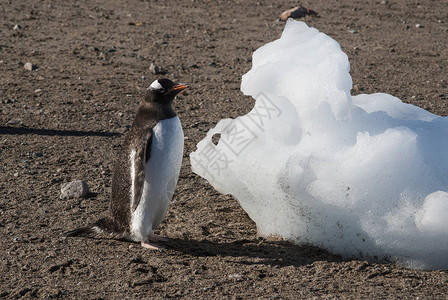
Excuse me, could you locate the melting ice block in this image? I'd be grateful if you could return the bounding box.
[190,20,448,270]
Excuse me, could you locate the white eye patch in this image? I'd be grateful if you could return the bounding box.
[148,80,163,90]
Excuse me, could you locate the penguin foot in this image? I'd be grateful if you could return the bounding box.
[141,241,164,251]
[149,233,169,242]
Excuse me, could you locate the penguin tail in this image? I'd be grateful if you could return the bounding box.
[64,226,98,238]
[64,217,123,238]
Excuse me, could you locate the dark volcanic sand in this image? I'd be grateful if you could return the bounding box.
[1,0,448,298]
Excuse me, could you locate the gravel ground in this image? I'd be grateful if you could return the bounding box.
[1,0,447,298]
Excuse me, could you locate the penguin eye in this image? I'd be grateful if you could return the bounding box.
[158,87,165,93]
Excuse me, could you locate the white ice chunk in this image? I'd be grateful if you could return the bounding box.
[353,93,438,122]
[190,20,448,270]
[416,191,448,233]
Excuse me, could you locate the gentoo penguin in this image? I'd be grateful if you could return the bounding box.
[66,78,188,250]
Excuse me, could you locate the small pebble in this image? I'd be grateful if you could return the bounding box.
[415,24,424,28]
[87,46,98,51]
[24,62,38,71]
[149,62,160,75]
[33,152,43,158]
[228,273,243,280]
[13,24,22,30]
[7,119,22,125]
[60,180,89,199]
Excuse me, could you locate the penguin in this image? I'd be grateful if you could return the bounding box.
[66,78,189,250]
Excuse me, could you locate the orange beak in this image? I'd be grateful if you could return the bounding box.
[171,83,190,91]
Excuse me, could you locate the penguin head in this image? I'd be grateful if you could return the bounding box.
[145,78,189,105]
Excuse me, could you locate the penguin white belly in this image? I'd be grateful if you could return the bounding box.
[130,116,184,241]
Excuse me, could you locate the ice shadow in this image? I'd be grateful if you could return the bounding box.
[164,237,344,268]
[64,234,346,267]
[0,126,119,137]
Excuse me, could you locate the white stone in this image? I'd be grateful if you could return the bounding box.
[24,62,37,71]
[60,180,89,199]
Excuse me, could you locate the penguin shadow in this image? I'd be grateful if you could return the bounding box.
[0,126,119,137]
[164,237,343,267]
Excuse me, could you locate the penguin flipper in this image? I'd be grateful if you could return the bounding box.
[130,131,153,212]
